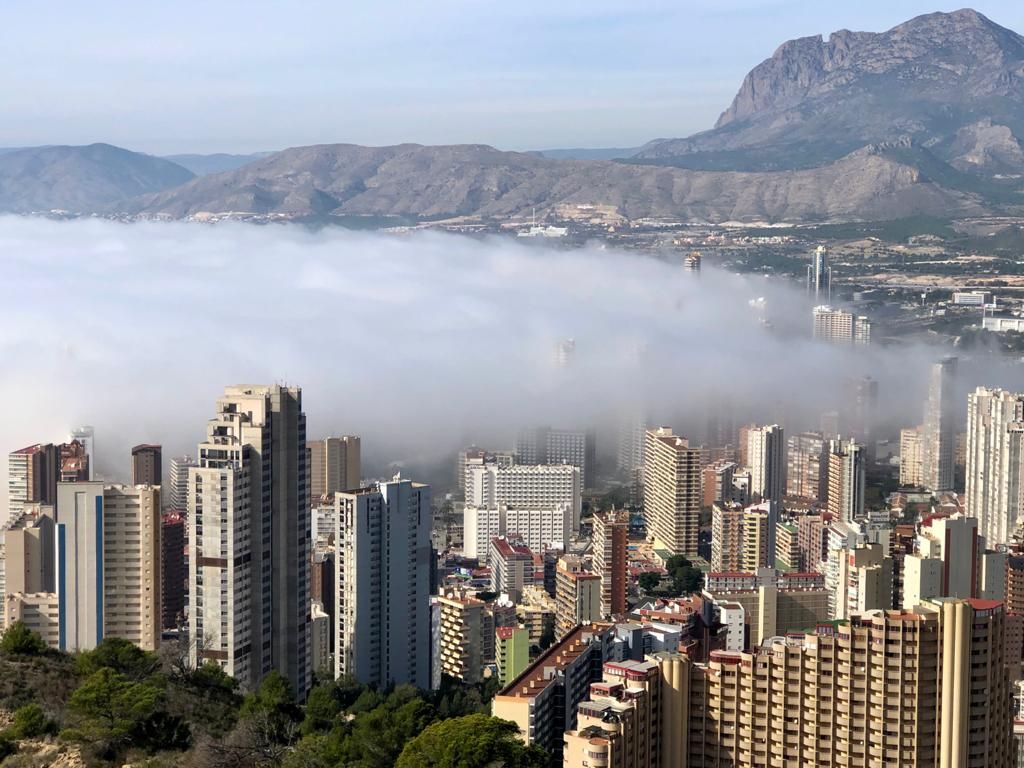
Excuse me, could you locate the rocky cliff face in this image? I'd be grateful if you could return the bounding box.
[637,9,1024,173]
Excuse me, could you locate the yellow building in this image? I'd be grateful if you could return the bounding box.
[437,590,486,684]
[644,428,702,557]
[554,555,601,639]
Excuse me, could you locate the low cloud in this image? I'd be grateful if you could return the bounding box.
[0,217,1017,506]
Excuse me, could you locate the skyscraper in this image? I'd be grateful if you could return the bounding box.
[102,484,161,651]
[812,305,871,345]
[335,479,432,688]
[308,436,361,497]
[68,427,95,480]
[922,357,958,492]
[55,481,105,652]
[592,510,628,618]
[965,386,1024,546]
[161,511,185,630]
[806,245,831,303]
[745,424,784,559]
[188,385,311,698]
[643,428,702,557]
[826,438,866,523]
[167,456,196,511]
[334,478,432,689]
[131,444,162,486]
[515,427,596,489]
[786,431,826,501]
[7,443,58,519]
[900,427,925,486]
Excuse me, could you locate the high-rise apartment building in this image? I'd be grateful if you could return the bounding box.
[701,460,736,507]
[826,438,866,523]
[437,590,486,684]
[515,427,596,489]
[488,537,535,603]
[188,385,311,698]
[463,463,581,558]
[592,510,628,618]
[554,555,600,639]
[922,357,958,492]
[68,427,95,480]
[740,504,771,573]
[710,502,744,573]
[786,431,825,501]
[900,426,925,486]
[130,444,162,487]
[812,305,871,344]
[334,478,431,689]
[7,443,58,520]
[161,511,185,630]
[834,542,893,619]
[55,481,105,652]
[643,428,702,557]
[806,245,831,302]
[745,424,784,558]
[495,626,529,686]
[102,484,161,651]
[965,386,1024,546]
[166,456,196,511]
[308,436,361,498]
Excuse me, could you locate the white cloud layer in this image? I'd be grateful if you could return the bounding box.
[0,217,1020,508]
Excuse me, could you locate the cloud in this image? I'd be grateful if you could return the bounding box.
[0,216,1019,510]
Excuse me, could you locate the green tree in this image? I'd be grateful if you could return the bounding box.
[664,555,703,596]
[638,572,661,592]
[339,686,435,767]
[538,615,556,651]
[396,714,548,768]
[0,621,47,656]
[4,703,55,739]
[239,671,301,746]
[62,668,162,757]
[76,637,161,681]
[300,683,343,736]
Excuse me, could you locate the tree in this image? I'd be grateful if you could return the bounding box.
[663,555,703,596]
[396,714,548,768]
[638,572,661,592]
[4,703,55,739]
[538,615,556,651]
[0,621,47,656]
[62,668,162,757]
[76,637,161,681]
[239,671,301,747]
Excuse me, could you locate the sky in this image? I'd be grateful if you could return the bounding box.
[2,1,1023,154]
[2,216,1020,509]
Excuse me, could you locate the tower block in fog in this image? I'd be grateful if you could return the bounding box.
[965,387,1024,546]
[308,436,361,497]
[807,245,831,302]
[922,357,957,492]
[643,428,701,557]
[188,385,311,698]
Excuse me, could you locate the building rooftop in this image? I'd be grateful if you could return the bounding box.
[496,624,608,700]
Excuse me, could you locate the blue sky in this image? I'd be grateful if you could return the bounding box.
[1,1,1022,154]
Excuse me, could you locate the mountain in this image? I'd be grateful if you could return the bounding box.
[634,9,1024,172]
[124,141,987,223]
[537,147,640,161]
[163,151,274,176]
[0,144,193,212]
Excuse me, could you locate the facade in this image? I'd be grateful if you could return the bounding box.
[488,537,535,603]
[643,428,702,557]
[965,386,1024,546]
[812,305,871,344]
[922,357,958,492]
[167,456,196,511]
[786,431,825,501]
[310,601,331,676]
[188,385,311,698]
[514,427,596,489]
[55,481,105,652]
[827,438,866,523]
[160,511,185,629]
[466,462,582,528]
[806,245,831,302]
[102,484,161,651]
[308,436,361,497]
[900,427,925,486]
[796,513,827,571]
[775,520,800,571]
[592,509,628,617]
[834,543,893,620]
[710,503,743,573]
[437,590,486,684]
[7,444,58,520]
[554,555,601,639]
[745,424,784,558]
[130,444,162,486]
[701,460,735,507]
[496,625,529,686]
[334,478,432,689]
[740,504,771,574]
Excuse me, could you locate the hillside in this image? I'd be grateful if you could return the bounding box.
[124,141,988,223]
[0,144,193,213]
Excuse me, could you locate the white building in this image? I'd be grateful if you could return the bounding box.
[334,478,432,690]
[167,456,196,511]
[812,305,871,345]
[188,385,311,698]
[746,424,785,558]
[921,357,957,492]
[514,428,595,489]
[965,386,1024,546]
